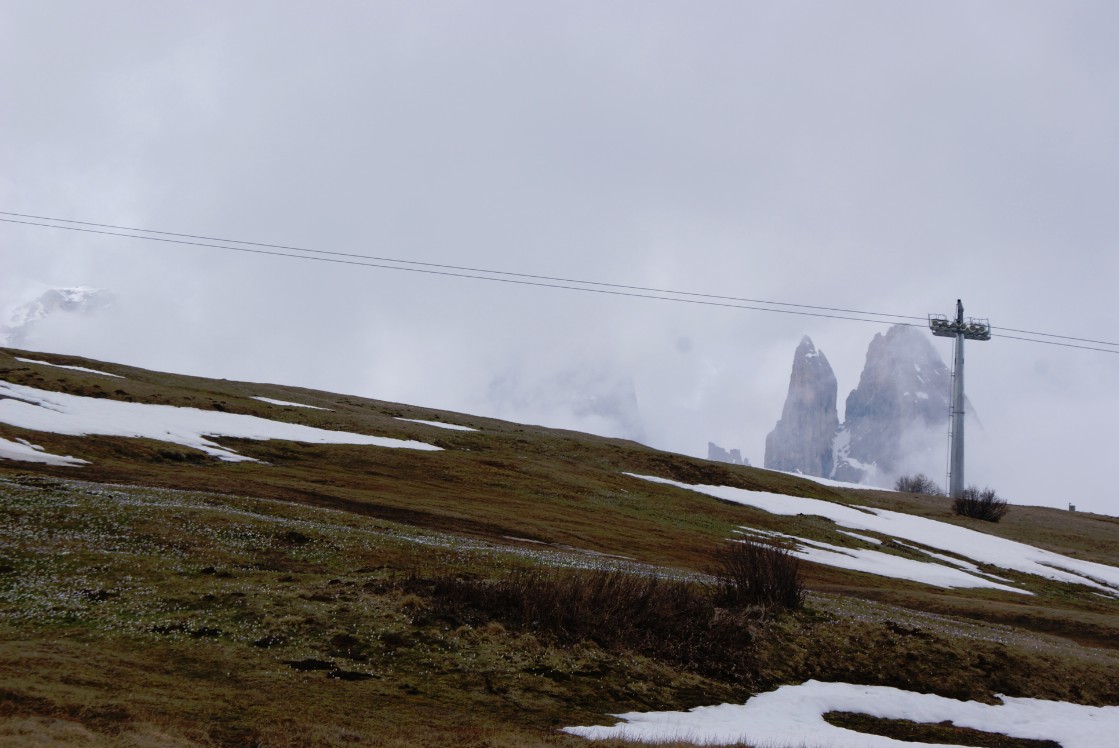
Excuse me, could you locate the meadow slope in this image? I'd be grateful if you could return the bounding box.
[2,347,1117,746]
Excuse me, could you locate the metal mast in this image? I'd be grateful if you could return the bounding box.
[929,300,991,498]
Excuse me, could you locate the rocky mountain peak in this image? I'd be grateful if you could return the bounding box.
[832,325,951,484]
[765,326,954,488]
[764,336,839,477]
[843,326,950,422]
[708,442,748,466]
[1,286,114,347]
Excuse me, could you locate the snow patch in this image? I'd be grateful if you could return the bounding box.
[830,427,850,478]
[395,418,478,432]
[776,468,887,492]
[0,380,442,462]
[14,357,124,379]
[627,474,1119,594]
[251,396,330,410]
[565,680,1119,747]
[735,526,1025,593]
[0,436,88,466]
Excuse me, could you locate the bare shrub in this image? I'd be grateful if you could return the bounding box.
[427,568,714,647]
[416,565,762,684]
[894,474,943,495]
[714,540,804,611]
[952,486,1009,522]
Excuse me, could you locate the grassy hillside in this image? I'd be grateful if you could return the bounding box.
[2,347,1117,746]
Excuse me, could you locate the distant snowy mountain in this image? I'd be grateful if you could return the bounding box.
[1,286,114,347]
[765,326,952,489]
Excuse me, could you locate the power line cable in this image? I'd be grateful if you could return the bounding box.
[3,212,1117,354]
[16,208,1117,347]
[0,216,925,328]
[987,326,1118,348]
[992,333,1119,354]
[0,210,925,322]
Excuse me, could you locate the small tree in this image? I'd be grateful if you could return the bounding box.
[714,540,803,611]
[952,486,1009,522]
[894,473,943,495]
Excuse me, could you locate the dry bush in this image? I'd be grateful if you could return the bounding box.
[894,474,943,495]
[417,566,760,683]
[426,568,713,647]
[713,540,803,611]
[952,486,1009,522]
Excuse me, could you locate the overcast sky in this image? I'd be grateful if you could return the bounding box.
[2,1,1116,513]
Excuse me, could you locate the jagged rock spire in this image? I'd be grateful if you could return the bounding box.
[764,336,839,477]
[832,325,951,484]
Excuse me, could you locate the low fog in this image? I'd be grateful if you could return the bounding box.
[2,2,1117,513]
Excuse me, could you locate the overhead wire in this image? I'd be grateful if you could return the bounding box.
[0,210,925,322]
[2,211,1116,354]
[987,326,1118,348]
[0,216,925,327]
[991,333,1118,354]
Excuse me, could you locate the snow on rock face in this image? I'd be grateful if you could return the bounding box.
[833,325,952,485]
[0,380,442,463]
[565,680,1119,747]
[1,287,114,347]
[629,474,1119,594]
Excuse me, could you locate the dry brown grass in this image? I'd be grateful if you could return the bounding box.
[0,717,202,748]
[3,476,1117,747]
[824,712,1059,748]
